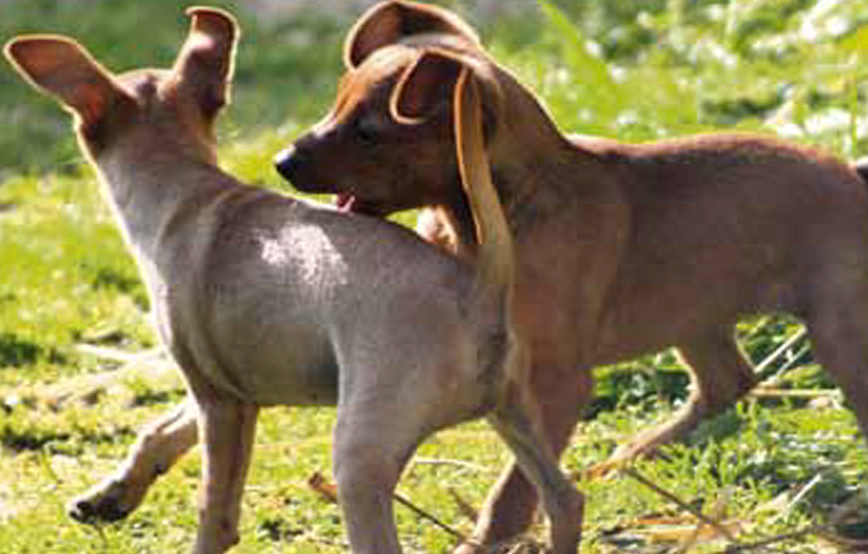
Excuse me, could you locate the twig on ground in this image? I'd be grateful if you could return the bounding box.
[393,491,467,541]
[307,471,469,543]
[676,488,732,553]
[722,487,868,553]
[768,473,823,525]
[412,457,493,473]
[621,467,741,545]
[753,328,807,379]
[74,344,163,364]
[748,388,840,399]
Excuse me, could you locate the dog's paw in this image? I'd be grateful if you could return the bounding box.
[67,481,132,524]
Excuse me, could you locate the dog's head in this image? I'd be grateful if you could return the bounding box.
[4,7,238,165]
[275,0,506,217]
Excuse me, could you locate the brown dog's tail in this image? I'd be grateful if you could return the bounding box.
[453,66,515,315]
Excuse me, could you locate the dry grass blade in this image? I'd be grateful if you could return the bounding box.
[621,467,741,546]
[412,457,493,473]
[749,388,841,399]
[675,489,733,552]
[753,328,806,378]
[722,488,868,553]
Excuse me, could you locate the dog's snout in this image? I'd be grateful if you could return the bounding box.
[274,145,306,181]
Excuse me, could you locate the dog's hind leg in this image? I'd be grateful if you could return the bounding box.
[599,328,758,471]
[192,395,258,554]
[807,291,868,442]
[487,384,584,554]
[332,400,416,554]
[456,362,592,553]
[68,396,199,523]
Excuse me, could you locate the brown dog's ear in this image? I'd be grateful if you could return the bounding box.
[4,36,129,127]
[172,6,238,118]
[453,65,492,247]
[390,48,465,125]
[394,48,499,249]
[344,0,479,69]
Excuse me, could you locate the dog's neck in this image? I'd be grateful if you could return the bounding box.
[444,87,602,251]
[91,136,230,261]
[490,77,597,197]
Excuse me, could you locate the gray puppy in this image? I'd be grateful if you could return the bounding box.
[5,7,582,554]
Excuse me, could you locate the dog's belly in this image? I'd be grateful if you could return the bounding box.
[229,347,339,406]
[163,282,341,406]
[593,296,764,365]
[590,233,803,365]
[206,317,340,406]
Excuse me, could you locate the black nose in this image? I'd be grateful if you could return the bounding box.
[274,145,306,182]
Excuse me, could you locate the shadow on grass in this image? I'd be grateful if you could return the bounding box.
[1,419,136,454]
[0,332,66,368]
[0,425,70,452]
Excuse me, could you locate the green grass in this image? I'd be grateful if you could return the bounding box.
[2,0,868,552]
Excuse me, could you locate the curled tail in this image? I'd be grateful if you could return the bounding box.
[452,66,514,311]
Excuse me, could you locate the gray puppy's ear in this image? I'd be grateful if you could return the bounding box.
[5,35,131,127]
[343,0,478,69]
[172,6,239,118]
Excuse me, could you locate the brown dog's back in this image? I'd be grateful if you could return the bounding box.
[580,134,868,359]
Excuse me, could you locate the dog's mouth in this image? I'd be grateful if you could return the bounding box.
[334,193,383,216]
[335,193,357,212]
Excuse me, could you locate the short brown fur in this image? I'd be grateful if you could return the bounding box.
[275,1,868,550]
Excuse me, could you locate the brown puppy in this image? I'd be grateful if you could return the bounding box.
[275,0,868,550]
[6,7,583,554]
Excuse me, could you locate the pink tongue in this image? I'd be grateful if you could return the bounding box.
[335,194,356,212]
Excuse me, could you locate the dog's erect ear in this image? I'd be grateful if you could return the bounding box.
[4,36,129,127]
[390,49,465,125]
[344,0,479,69]
[173,6,238,118]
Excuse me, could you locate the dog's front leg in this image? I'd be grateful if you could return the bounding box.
[69,397,199,523]
[192,395,258,554]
